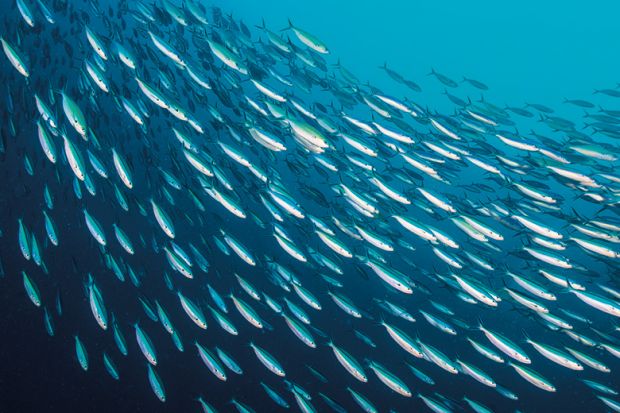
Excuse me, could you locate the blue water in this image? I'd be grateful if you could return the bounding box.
[214,0,620,108]
[1,1,620,412]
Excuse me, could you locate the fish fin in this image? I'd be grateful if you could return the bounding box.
[254,18,266,30]
[280,18,293,31]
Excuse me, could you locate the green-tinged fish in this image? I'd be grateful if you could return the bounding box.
[74,335,88,371]
[1,37,29,77]
[479,323,531,364]
[367,360,412,397]
[249,343,285,376]
[22,271,41,307]
[195,342,227,381]
[327,341,367,382]
[135,323,157,366]
[508,362,556,392]
[286,20,329,54]
[62,92,87,137]
[147,364,166,402]
[178,291,207,329]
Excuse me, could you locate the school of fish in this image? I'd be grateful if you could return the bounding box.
[1,0,620,412]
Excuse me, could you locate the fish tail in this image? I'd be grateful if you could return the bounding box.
[280,18,293,31]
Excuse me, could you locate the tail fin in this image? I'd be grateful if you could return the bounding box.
[280,18,294,31]
[254,18,266,30]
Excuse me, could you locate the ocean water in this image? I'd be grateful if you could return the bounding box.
[1,1,620,413]
[213,0,620,107]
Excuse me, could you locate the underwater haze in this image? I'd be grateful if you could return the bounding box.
[1,0,620,413]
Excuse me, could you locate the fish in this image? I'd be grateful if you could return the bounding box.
[2,3,620,413]
[74,336,89,371]
[1,37,29,77]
